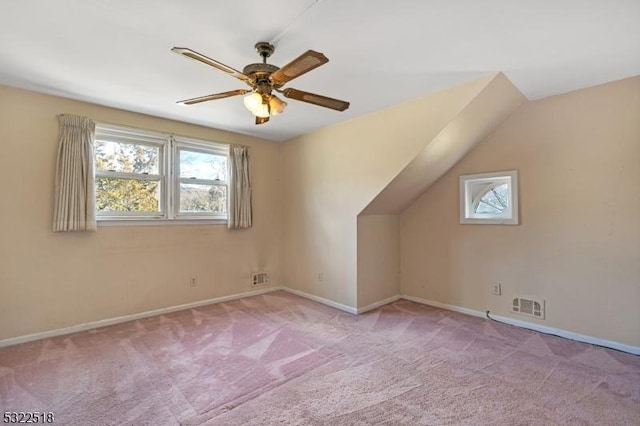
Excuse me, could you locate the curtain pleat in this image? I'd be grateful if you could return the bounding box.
[228,144,252,229]
[52,114,96,232]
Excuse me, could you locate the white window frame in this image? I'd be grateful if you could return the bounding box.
[459,170,519,225]
[173,136,229,220]
[95,124,168,219]
[94,123,229,225]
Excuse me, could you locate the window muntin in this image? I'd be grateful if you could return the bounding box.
[474,183,509,214]
[460,171,518,225]
[94,124,228,222]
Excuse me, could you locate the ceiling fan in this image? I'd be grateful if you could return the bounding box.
[172,42,350,125]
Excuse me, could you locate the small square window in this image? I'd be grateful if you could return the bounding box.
[459,170,519,225]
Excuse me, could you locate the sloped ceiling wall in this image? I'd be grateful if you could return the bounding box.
[280,73,522,308]
[356,74,525,308]
[361,73,526,215]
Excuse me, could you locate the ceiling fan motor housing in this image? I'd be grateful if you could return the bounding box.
[242,63,280,94]
[244,42,282,93]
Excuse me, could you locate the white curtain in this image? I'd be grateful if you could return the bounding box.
[52,114,96,232]
[228,144,252,229]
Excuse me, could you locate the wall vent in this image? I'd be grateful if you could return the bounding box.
[511,297,545,319]
[251,272,270,287]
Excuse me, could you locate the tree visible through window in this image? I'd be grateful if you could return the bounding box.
[178,149,227,214]
[94,123,229,222]
[95,140,161,213]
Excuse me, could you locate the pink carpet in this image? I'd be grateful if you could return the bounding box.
[1,291,638,425]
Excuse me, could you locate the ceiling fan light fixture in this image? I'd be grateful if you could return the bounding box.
[243,92,263,113]
[253,99,270,118]
[268,94,287,116]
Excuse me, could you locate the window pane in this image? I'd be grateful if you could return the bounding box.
[179,183,227,213]
[179,150,227,181]
[96,177,160,212]
[475,183,508,214]
[95,140,159,174]
[475,202,503,214]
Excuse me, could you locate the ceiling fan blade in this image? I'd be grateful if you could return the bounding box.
[255,116,270,125]
[271,50,328,85]
[177,89,249,105]
[172,47,251,83]
[282,88,350,111]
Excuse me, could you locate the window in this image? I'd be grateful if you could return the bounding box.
[175,140,228,217]
[95,126,165,217]
[475,183,508,215]
[459,170,518,225]
[95,124,228,223]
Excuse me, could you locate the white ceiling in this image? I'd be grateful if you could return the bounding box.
[1,0,639,141]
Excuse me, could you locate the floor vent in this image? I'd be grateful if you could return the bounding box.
[251,272,270,287]
[512,297,545,319]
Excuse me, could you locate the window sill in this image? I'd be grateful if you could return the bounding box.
[97,218,228,227]
[460,218,519,225]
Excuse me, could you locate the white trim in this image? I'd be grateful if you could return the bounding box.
[459,170,518,225]
[357,295,402,314]
[0,286,283,348]
[280,288,358,314]
[3,288,638,355]
[172,134,229,153]
[400,294,640,356]
[401,294,485,318]
[98,218,227,227]
[488,313,640,355]
[95,123,169,146]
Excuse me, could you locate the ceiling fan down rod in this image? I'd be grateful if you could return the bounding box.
[255,42,275,64]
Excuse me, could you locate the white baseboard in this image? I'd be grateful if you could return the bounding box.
[357,294,402,314]
[0,286,284,348]
[279,288,400,314]
[281,288,358,314]
[401,294,640,356]
[401,294,485,319]
[3,287,638,356]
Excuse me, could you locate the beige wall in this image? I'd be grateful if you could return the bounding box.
[400,76,640,347]
[4,73,636,347]
[280,75,496,307]
[0,85,281,340]
[357,215,400,308]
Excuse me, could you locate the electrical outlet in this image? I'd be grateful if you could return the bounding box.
[189,276,198,288]
[317,272,323,282]
[492,282,501,295]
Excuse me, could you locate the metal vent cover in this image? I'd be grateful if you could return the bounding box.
[512,297,545,319]
[251,272,270,287]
